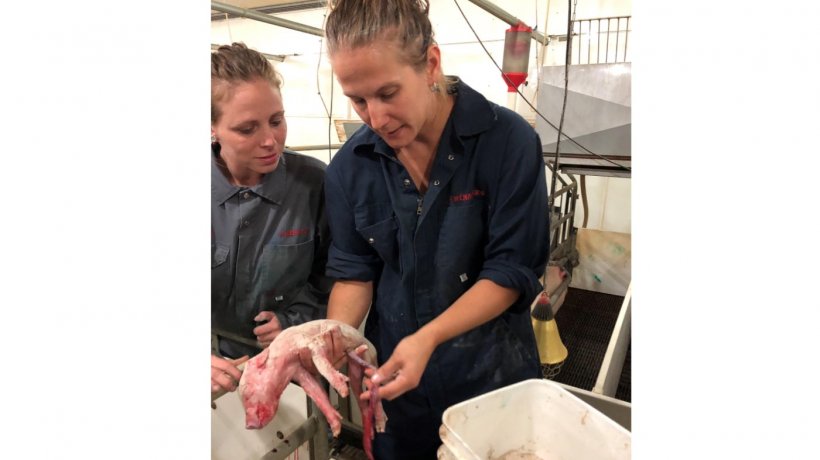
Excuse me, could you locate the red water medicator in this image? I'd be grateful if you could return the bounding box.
[501,21,532,109]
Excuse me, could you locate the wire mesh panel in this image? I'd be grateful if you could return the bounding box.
[552,287,628,399]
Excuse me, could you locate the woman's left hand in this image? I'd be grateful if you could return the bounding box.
[253,311,283,347]
[364,331,436,401]
[212,354,249,393]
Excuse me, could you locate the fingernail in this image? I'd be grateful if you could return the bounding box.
[371,374,381,384]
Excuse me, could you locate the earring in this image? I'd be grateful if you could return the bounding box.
[430,82,440,93]
[211,134,218,144]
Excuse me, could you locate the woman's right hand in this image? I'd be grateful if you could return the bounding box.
[211,354,249,393]
[365,330,436,401]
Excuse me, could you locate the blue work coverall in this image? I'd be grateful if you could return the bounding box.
[325,79,549,459]
[212,148,332,359]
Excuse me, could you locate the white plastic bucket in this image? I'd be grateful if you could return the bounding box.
[438,379,631,460]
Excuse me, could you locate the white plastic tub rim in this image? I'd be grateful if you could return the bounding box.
[438,379,631,460]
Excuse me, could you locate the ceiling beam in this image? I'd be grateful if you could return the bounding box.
[211,1,324,37]
[465,0,548,46]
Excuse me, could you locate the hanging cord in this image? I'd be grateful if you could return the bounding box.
[550,0,577,201]
[315,11,333,164]
[452,0,629,172]
[534,0,552,102]
[533,0,540,101]
[580,174,589,228]
[225,13,233,42]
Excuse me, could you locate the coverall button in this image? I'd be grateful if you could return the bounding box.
[433,180,440,186]
[448,154,454,160]
[368,237,375,244]
[243,192,250,199]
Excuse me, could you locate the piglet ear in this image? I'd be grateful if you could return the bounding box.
[238,347,269,395]
[248,347,270,370]
[257,347,270,367]
[238,349,267,403]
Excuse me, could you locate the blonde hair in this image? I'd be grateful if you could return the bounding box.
[325,0,435,72]
[211,42,283,124]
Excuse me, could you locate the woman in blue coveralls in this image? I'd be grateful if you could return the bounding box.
[210,43,332,394]
[321,1,550,458]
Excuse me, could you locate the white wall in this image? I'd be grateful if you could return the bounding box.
[211,0,631,234]
[211,9,347,164]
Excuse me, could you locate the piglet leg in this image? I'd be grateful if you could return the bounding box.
[347,348,374,460]
[309,325,351,398]
[347,346,387,433]
[291,366,344,436]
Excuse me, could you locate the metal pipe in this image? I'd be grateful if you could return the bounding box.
[590,14,632,20]
[552,183,573,197]
[211,327,263,349]
[307,400,330,460]
[211,1,324,37]
[561,185,570,242]
[565,174,579,263]
[623,17,630,62]
[549,213,572,232]
[597,19,601,63]
[576,21,580,64]
[465,0,548,46]
[592,282,631,398]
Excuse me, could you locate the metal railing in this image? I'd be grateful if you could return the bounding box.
[546,162,580,274]
[569,16,631,65]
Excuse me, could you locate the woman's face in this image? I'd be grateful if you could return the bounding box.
[330,42,437,150]
[211,78,287,186]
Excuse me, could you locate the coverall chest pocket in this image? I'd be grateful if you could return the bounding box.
[211,243,232,298]
[256,238,315,301]
[212,243,229,268]
[356,216,401,274]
